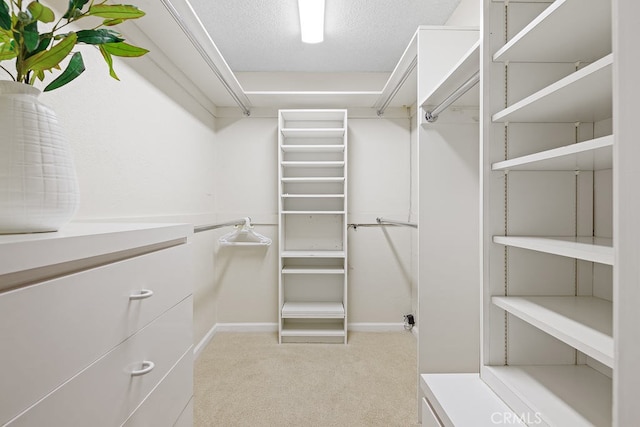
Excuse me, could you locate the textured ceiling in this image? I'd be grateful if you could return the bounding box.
[187,0,462,73]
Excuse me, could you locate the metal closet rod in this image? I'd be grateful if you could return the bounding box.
[194,218,247,233]
[160,0,251,116]
[376,217,418,228]
[377,56,418,117]
[424,70,480,123]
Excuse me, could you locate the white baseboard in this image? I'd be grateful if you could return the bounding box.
[214,322,279,333]
[194,321,415,359]
[348,322,409,332]
[193,322,278,359]
[193,323,218,359]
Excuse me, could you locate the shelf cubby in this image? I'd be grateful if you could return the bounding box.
[281,161,345,168]
[281,251,345,260]
[281,145,344,152]
[282,266,345,275]
[281,128,345,138]
[280,320,346,338]
[281,177,344,183]
[483,365,611,427]
[281,302,345,319]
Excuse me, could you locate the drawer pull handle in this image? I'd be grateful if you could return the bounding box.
[131,361,155,376]
[129,289,154,300]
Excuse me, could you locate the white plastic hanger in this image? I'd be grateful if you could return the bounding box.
[218,217,272,247]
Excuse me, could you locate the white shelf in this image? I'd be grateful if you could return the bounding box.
[420,374,525,426]
[280,321,346,337]
[493,236,614,265]
[493,0,611,63]
[492,296,613,367]
[281,177,345,183]
[281,302,345,319]
[492,135,613,171]
[281,250,345,258]
[281,128,345,138]
[282,194,344,198]
[282,266,345,274]
[281,145,344,152]
[484,365,611,427]
[281,211,345,215]
[281,161,345,168]
[492,54,612,123]
[420,40,480,109]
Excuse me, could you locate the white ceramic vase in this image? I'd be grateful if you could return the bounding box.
[0,81,80,233]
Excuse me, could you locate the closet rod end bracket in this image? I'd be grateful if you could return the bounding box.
[425,111,438,123]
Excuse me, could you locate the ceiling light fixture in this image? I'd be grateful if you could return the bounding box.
[298,0,325,44]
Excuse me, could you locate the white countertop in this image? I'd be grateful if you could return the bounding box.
[0,222,192,277]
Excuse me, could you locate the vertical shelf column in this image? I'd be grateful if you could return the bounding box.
[613,2,640,424]
[480,0,614,425]
[278,109,348,343]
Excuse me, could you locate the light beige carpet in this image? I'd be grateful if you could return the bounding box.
[194,331,418,427]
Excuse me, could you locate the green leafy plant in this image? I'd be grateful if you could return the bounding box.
[0,0,148,91]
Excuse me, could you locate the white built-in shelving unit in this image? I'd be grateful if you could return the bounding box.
[480,0,615,425]
[418,2,640,425]
[278,110,348,343]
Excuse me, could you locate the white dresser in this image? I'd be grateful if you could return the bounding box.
[0,223,194,426]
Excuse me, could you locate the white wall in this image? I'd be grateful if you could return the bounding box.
[349,117,414,324]
[446,0,480,26]
[210,117,279,325]
[46,52,217,220]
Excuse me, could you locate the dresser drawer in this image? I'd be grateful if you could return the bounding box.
[122,346,193,427]
[0,244,191,425]
[422,397,444,427]
[8,296,192,427]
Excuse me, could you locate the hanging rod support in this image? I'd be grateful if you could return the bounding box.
[424,71,480,123]
[376,217,418,229]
